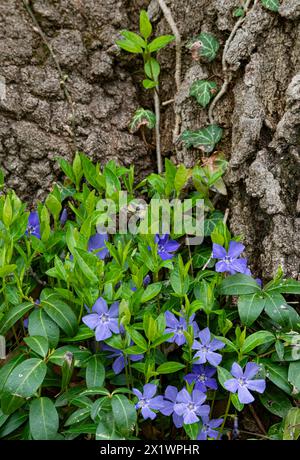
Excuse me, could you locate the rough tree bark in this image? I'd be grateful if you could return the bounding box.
[0,0,299,280]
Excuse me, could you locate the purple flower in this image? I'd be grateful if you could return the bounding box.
[164,311,199,346]
[174,388,210,425]
[212,241,249,275]
[60,208,68,226]
[224,362,266,404]
[192,328,225,367]
[154,234,180,260]
[82,297,119,341]
[102,343,143,374]
[88,233,109,260]
[25,212,41,239]
[159,386,184,428]
[184,364,218,392]
[255,278,263,288]
[197,416,223,440]
[133,384,164,420]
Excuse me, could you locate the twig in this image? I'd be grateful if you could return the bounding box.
[22,0,77,149]
[208,0,254,124]
[154,88,163,173]
[223,207,229,224]
[249,404,267,435]
[156,0,182,142]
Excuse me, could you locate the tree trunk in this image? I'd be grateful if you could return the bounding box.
[0,0,299,279]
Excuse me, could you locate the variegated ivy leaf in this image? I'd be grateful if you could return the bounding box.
[261,0,280,12]
[189,80,218,108]
[188,33,220,62]
[129,108,156,133]
[180,125,223,153]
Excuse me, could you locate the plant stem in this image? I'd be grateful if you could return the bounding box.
[218,395,231,439]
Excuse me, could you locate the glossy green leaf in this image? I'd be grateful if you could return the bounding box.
[156,362,185,374]
[141,282,162,303]
[139,10,152,39]
[181,125,223,152]
[238,293,266,326]
[24,336,49,359]
[261,0,279,12]
[148,35,175,52]
[129,108,156,133]
[41,292,78,337]
[28,309,60,348]
[0,302,34,335]
[220,274,261,295]
[111,394,137,435]
[29,397,59,440]
[283,408,300,440]
[259,386,293,418]
[86,355,105,389]
[5,358,47,398]
[241,331,275,354]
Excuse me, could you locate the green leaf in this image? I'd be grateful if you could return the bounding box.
[24,336,49,359]
[264,292,300,329]
[120,30,146,49]
[29,397,59,440]
[60,325,94,342]
[86,355,105,389]
[56,157,75,183]
[1,393,25,415]
[141,282,162,303]
[129,108,156,133]
[144,58,160,81]
[156,362,185,374]
[41,292,78,337]
[28,309,60,349]
[261,0,279,12]
[283,408,300,440]
[180,125,223,153]
[259,385,293,418]
[0,301,34,335]
[143,312,157,342]
[139,10,152,39]
[288,362,300,393]
[241,331,275,354]
[233,7,245,17]
[190,33,219,62]
[61,351,74,391]
[0,355,26,392]
[111,394,137,435]
[0,411,28,438]
[126,326,148,352]
[64,407,91,426]
[265,279,300,294]
[116,36,143,54]
[238,293,266,326]
[231,393,244,412]
[142,79,157,89]
[148,35,175,52]
[0,264,17,278]
[174,164,189,194]
[72,248,99,285]
[96,420,124,440]
[261,360,291,394]
[184,422,199,440]
[79,388,110,397]
[189,80,218,108]
[170,268,189,297]
[220,274,261,295]
[217,366,232,390]
[5,358,47,398]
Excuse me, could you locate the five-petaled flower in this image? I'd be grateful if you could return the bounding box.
[212,241,249,275]
[102,343,143,375]
[164,311,199,346]
[26,211,41,239]
[159,386,184,428]
[192,327,225,367]
[82,297,119,341]
[174,388,210,425]
[184,364,218,392]
[154,234,180,260]
[224,362,266,404]
[197,416,223,440]
[133,384,164,420]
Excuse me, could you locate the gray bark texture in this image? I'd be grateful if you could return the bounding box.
[0,0,299,279]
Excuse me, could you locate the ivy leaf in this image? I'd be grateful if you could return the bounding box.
[189,33,220,62]
[260,0,280,12]
[189,80,218,108]
[180,125,223,152]
[129,108,156,133]
[233,7,245,17]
